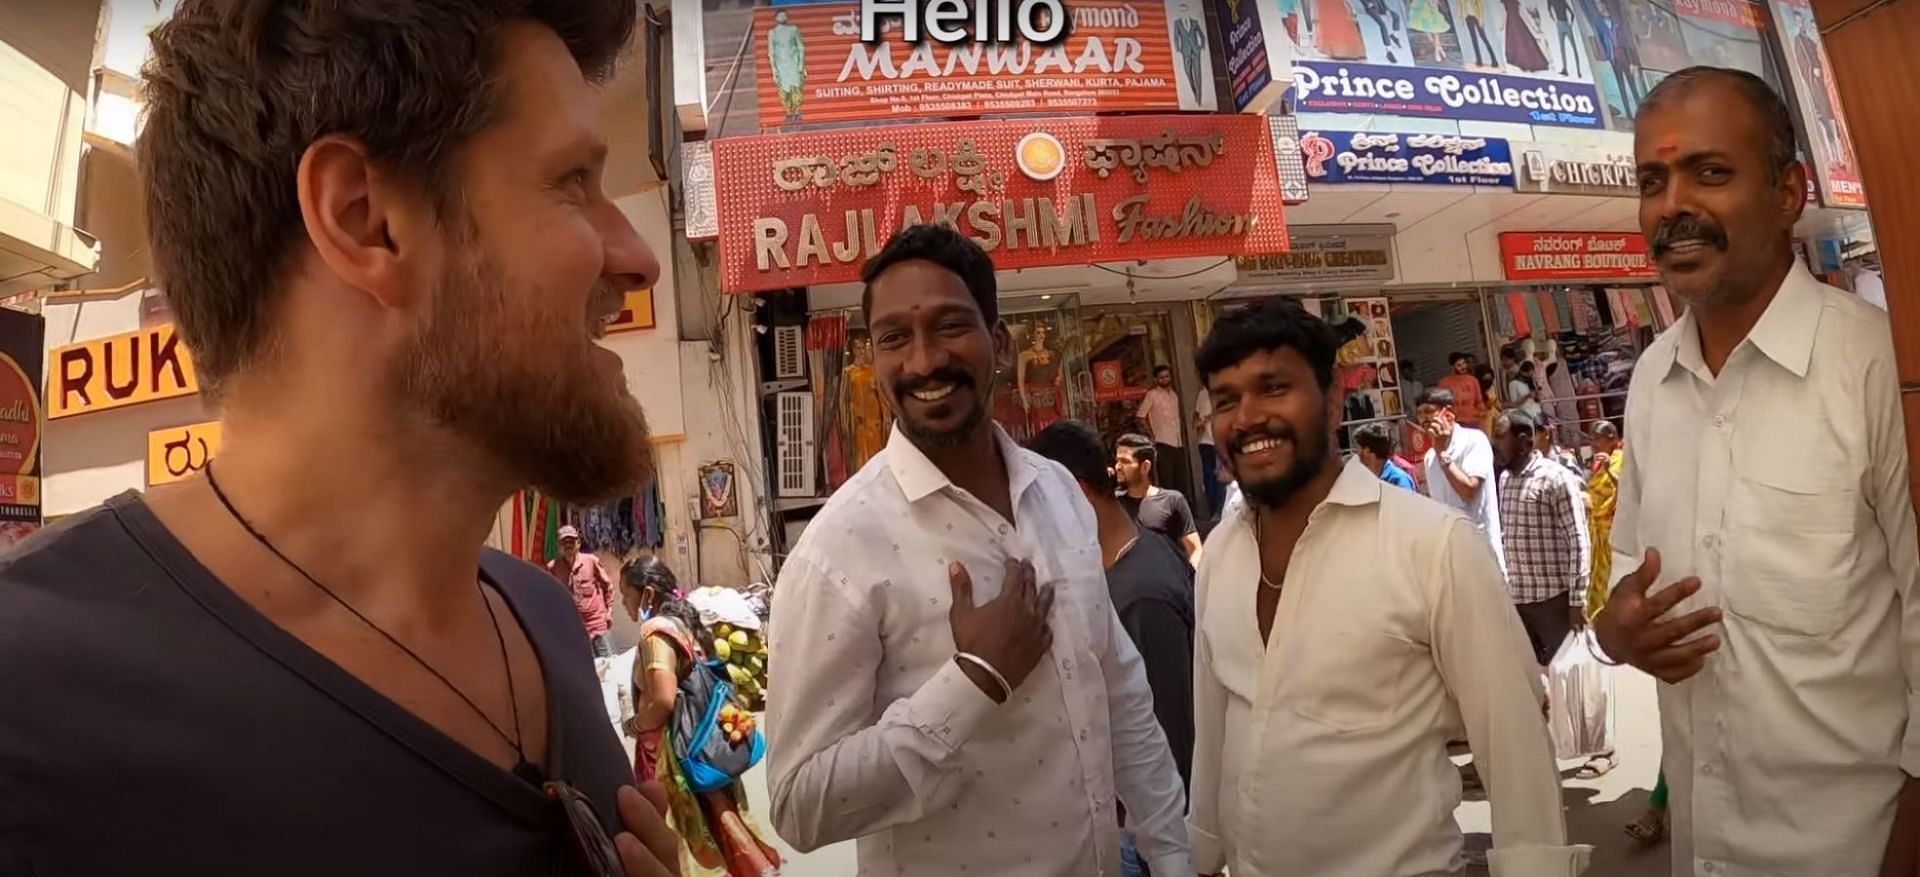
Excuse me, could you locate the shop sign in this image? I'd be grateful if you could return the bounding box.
[0,308,43,533]
[607,289,656,334]
[1289,62,1604,130]
[1213,0,1294,112]
[1499,232,1657,281]
[1299,131,1515,187]
[711,114,1291,293]
[1267,115,1310,204]
[754,0,1216,130]
[49,323,200,420]
[146,420,223,487]
[1233,224,1395,287]
[683,140,718,241]
[1766,0,1867,208]
[1516,143,1637,197]
[1092,360,1148,402]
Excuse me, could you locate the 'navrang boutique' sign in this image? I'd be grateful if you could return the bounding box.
[711,114,1290,293]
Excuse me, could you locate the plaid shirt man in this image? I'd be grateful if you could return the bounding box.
[1497,451,1591,607]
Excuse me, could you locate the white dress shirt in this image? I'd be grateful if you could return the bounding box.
[1424,423,1505,569]
[1611,261,1920,877]
[765,426,1191,877]
[1189,458,1587,877]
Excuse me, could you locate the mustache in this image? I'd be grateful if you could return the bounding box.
[896,368,975,399]
[1651,215,1729,257]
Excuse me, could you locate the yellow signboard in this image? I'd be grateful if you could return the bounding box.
[606,289,655,334]
[146,420,222,487]
[49,324,200,419]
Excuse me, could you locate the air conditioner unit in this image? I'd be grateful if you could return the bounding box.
[774,391,817,498]
[772,325,805,379]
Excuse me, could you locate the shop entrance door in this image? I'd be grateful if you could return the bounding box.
[1078,307,1198,502]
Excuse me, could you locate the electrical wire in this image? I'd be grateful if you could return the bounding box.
[1089,257,1236,281]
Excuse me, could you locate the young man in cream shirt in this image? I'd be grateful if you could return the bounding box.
[1188,297,1587,876]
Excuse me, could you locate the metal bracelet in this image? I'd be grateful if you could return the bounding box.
[954,652,1013,701]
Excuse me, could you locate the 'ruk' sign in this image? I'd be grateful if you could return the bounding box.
[49,324,200,419]
[1290,61,1603,129]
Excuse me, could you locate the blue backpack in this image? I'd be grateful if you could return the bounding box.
[670,657,766,793]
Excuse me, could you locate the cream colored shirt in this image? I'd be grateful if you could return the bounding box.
[1611,261,1920,877]
[765,426,1191,877]
[1189,459,1587,877]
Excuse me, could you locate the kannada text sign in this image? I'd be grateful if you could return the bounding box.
[712,114,1290,293]
[1499,232,1657,281]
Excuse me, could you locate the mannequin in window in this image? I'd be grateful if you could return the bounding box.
[1016,321,1065,436]
[845,336,890,470]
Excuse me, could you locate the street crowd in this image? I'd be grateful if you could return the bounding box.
[0,2,1912,877]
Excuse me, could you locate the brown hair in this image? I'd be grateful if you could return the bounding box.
[138,0,637,397]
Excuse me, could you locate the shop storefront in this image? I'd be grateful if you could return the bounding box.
[1215,221,1676,480]
[702,112,1293,523]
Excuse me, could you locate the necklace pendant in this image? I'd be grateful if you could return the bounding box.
[512,759,546,786]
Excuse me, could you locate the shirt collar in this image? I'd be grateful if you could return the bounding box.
[884,423,1038,505]
[1226,457,1381,528]
[1664,259,1824,381]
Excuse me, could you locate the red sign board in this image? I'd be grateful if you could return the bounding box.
[712,114,1290,293]
[1498,232,1658,282]
[755,2,1206,130]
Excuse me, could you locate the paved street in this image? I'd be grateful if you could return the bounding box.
[736,665,1668,876]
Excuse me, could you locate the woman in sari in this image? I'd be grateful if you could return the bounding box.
[627,580,783,876]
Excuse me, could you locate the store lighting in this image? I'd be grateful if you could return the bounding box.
[1040,294,1053,300]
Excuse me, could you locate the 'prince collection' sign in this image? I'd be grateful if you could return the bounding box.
[1300,132,1516,187]
[1290,61,1603,130]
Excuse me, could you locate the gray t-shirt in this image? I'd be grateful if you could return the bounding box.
[0,493,633,875]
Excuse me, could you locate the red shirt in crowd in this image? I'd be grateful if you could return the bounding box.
[548,552,613,638]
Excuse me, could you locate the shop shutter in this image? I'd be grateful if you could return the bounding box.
[1391,298,1488,383]
[774,391,817,497]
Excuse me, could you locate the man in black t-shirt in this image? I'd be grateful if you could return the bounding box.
[1115,433,1203,565]
[0,3,679,874]
[1031,422,1196,877]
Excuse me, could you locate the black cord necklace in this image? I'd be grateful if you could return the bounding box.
[203,463,542,785]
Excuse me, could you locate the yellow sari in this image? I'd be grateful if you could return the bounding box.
[1585,450,1623,619]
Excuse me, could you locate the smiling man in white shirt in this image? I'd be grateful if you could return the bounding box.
[1188,297,1586,877]
[764,225,1190,877]
[1595,66,1920,876]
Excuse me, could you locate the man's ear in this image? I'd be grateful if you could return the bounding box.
[295,134,434,311]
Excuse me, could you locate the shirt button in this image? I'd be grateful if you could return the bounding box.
[998,525,1009,535]
[1713,414,1727,428]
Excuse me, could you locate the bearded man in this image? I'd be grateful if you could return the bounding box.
[1186,297,1586,877]
[0,2,679,874]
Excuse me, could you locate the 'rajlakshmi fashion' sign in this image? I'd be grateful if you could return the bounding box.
[1299,131,1515,186]
[711,114,1290,293]
[1289,61,1604,129]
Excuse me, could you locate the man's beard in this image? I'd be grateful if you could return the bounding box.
[389,248,654,504]
[1235,410,1333,510]
[892,366,987,450]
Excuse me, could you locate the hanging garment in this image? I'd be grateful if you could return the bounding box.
[1650,286,1678,326]
[1507,292,1533,337]
[1535,291,1562,333]
[1521,292,1548,336]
